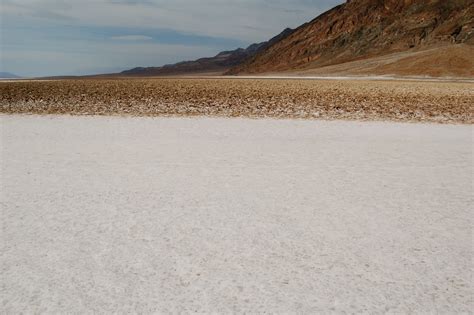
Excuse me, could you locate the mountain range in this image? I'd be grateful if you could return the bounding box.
[0,72,21,79]
[121,28,294,76]
[121,0,474,78]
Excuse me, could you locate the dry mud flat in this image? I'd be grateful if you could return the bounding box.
[1,115,472,313]
[0,78,473,123]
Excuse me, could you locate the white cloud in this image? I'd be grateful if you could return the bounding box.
[110,35,153,41]
[1,0,343,76]
[2,0,343,42]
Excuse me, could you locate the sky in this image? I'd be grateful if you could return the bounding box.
[1,0,343,77]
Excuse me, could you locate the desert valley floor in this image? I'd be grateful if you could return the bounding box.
[2,0,474,311]
[1,77,472,123]
[1,114,472,313]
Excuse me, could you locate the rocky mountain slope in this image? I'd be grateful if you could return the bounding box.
[121,28,294,76]
[228,0,474,75]
[293,44,474,77]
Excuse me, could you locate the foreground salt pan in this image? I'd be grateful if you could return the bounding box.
[1,115,472,313]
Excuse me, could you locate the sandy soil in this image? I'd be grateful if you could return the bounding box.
[293,45,474,78]
[1,115,472,313]
[1,78,472,123]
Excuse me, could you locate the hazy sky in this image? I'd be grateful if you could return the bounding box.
[1,0,342,77]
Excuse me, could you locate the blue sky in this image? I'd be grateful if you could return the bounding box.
[1,0,342,77]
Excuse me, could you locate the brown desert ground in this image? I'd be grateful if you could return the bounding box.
[291,45,474,78]
[0,78,472,124]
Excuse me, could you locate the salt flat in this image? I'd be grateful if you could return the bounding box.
[1,115,472,313]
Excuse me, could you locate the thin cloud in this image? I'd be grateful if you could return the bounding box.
[2,0,343,42]
[1,0,343,76]
[110,35,153,41]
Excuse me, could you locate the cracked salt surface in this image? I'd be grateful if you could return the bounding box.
[1,115,472,313]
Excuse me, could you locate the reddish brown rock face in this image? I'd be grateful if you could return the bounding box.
[229,0,474,74]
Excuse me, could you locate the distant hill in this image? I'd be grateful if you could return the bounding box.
[120,28,294,76]
[0,72,21,79]
[228,0,474,77]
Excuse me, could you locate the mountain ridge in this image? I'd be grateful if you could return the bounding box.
[0,72,21,79]
[118,0,474,78]
[121,28,295,76]
[228,0,474,75]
